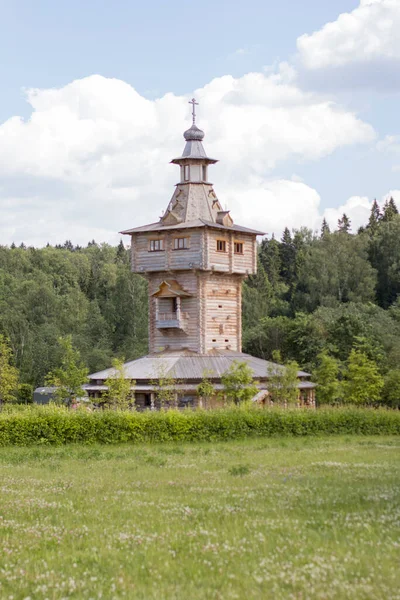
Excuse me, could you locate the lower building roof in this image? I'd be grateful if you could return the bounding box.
[88,349,312,383]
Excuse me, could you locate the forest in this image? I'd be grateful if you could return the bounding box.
[0,197,399,406]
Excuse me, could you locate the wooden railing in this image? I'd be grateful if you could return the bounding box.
[157,312,189,321]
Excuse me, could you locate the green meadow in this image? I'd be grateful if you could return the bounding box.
[0,436,399,599]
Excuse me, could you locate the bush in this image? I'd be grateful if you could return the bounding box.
[0,405,399,446]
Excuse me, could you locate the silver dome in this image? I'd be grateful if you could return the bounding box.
[183,124,205,142]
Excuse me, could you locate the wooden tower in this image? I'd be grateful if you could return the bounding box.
[121,99,264,355]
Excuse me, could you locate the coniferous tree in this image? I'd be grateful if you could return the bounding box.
[116,240,127,264]
[381,197,398,222]
[279,227,297,296]
[367,199,381,236]
[338,213,351,233]
[321,218,330,238]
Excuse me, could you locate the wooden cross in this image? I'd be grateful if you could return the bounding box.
[189,97,199,124]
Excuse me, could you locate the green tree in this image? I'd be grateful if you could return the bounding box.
[104,358,134,410]
[343,349,384,405]
[313,350,341,405]
[221,361,258,405]
[320,218,330,238]
[382,369,400,409]
[45,336,88,405]
[267,350,299,405]
[150,364,179,409]
[196,370,215,408]
[381,197,398,223]
[17,383,34,404]
[0,334,19,404]
[368,215,400,308]
[338,213,351,233]
[295,231,376,310]
[367,199,381,236]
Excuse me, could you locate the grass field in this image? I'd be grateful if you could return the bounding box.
[0,437,399,599]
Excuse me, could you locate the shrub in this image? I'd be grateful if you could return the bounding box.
[0,405,398,446]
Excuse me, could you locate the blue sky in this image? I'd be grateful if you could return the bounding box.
[0,0,399,245]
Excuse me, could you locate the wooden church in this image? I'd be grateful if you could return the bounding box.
[86,100,316,408]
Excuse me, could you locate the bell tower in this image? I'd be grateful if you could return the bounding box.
[121,100,263,355]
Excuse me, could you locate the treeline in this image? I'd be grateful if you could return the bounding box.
[0,241,148,388]
[0,197,399,405]
[243,197,400,405]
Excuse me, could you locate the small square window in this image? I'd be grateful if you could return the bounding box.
[149,239,164,252]
[173,237,189,250]
[234,241,244,254]
[216,239,226,252]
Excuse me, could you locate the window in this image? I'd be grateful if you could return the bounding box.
[184,165,190,181]
[234,241,244,254]
[173,237,189,250]
[216,239,226,252]
[202,165,207,181]
[149,238,164,252]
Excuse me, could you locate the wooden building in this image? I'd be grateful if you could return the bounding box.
[86,100,316,407]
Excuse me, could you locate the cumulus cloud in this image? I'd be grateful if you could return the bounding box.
[297,0,400,90]
[0,73,375,246]
[323,195,373,232]
[323,190,400,232]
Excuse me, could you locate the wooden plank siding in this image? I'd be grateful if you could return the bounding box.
[130,225,258,355]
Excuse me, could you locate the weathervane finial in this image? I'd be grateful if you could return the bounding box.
[189,97,199,124]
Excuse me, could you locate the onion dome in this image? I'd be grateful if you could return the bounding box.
[184,123,205,142]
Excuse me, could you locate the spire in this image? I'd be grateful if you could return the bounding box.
[189,98,198,125]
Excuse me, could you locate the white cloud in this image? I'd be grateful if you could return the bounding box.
[297,0,400,89]
[323,190,400,232]
[323,196,373,232]
[0,73,375,246]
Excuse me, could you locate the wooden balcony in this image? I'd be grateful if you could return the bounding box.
[156,311,189,331]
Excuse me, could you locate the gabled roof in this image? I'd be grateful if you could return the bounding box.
[151,279,192,298]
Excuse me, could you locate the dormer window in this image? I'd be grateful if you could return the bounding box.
[149,238,164,252]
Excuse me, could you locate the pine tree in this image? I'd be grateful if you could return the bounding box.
[338,213,351,233]
[279,227,296,285]
[367,199,381,235]
[116,240,127,264]
[321,218,330,238]
[381,197,399,222]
